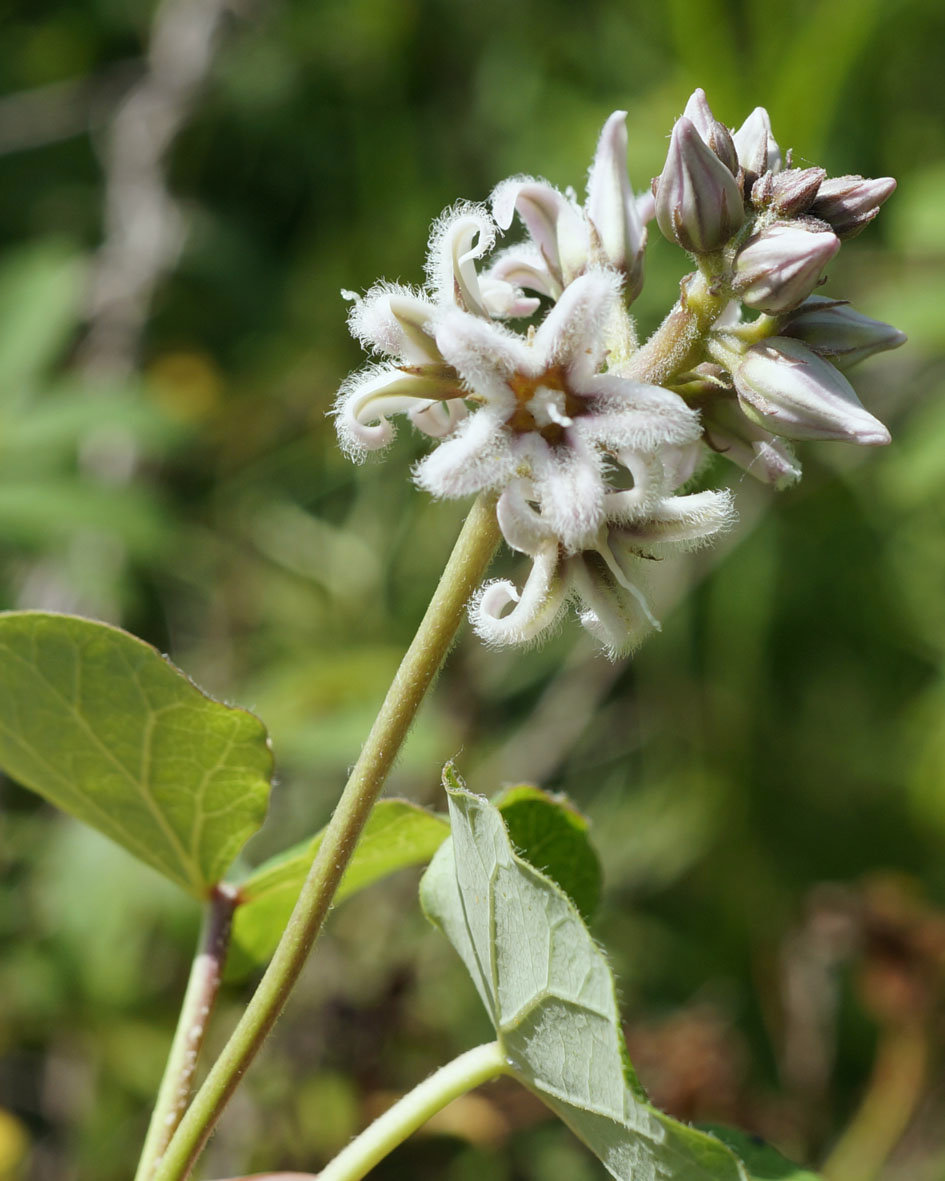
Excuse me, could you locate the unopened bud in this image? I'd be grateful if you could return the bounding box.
[701,392,802,487]
[752,167,826,217]
[655,117,745,254]
[809,175,897,239]
[781,296,907,368]
[682,88,738,175]
[733,221,840,315]
[733,337,890,445]
[586,110,647,302]
[732,107,782,179]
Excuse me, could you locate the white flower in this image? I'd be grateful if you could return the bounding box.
[488,111,647,301]
[400,269,701,553]
[471,471,735,656]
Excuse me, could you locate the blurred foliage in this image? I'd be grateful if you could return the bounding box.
[0,0,944,1179]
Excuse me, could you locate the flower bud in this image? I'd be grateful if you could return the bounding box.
[752,167,826,217]
[781,296,907,368]
[701,393,802,487]
[733,337,890,445]
[654,117,745,254]
[682,88,738,174]
[733,221,840,315]
[586,110,647,301]
[809,175,896,239]
[732,107,782,179]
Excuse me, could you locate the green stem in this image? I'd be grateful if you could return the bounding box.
[152,492,502,1181]
[318,1042,508,1181]
[135,885,239,1181]
[623,268,730,385]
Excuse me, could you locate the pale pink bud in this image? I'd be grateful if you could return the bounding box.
[733,221,840,315]
[654,117,745,254]
[586,111,647,301]
[682,88,738,174]
[732,107,781,178]
[809,175,896,239]
[733,337,890,445]
[781,296,907,368]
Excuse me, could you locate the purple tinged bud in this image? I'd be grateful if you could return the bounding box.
[733,221,840,315]
[655,117,745,254]
[682,88,738,175]
[752,167,826,217]
[781,295,907,368]
[586,110,647,302]
[809,175,897,239]
[733,337,890,445]
[732,107,781,178]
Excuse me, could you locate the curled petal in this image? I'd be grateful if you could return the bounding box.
[470,544,567,647]
[602,451,669,520]
[346,283,441,363]
[334,366,460,455]
[486,244,560,300]
[425,202,497,316]
[491,176,587,286]
[496,480,553,555]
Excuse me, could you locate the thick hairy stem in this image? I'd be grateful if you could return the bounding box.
[135,885,238,1181]
[622,268,731,386]
[152,492,502,1181]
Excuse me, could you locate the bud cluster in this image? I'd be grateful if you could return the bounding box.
[334,89,904,656]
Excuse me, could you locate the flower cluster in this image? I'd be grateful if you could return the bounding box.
[334,90,904,656]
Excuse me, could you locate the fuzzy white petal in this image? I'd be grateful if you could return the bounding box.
[347,283,441,363]
[470,543,566,647]
[533,269,621,380]
[334,366,453,455]
[412,408,517,498]
[425,202,497,316]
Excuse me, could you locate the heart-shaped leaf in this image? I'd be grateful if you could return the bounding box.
[0,612,272,896]
[232,799,450,964]
[421,772,751,1181]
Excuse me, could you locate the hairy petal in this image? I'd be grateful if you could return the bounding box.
[412,408,518,498]
[347,283,441,363]
[334,366,459,455]
[425,203,497,316]
[470,543,567,647]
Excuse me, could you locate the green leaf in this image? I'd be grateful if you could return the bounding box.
[0,612,272,896]
[494,783,602,921]
[232,799,450,965]
[700,1128,822,1181]
[421,772,750,1181]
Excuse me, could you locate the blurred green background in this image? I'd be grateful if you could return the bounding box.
[1,0,944,1178]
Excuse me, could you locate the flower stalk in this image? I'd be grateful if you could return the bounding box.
[151,492,502,1181]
